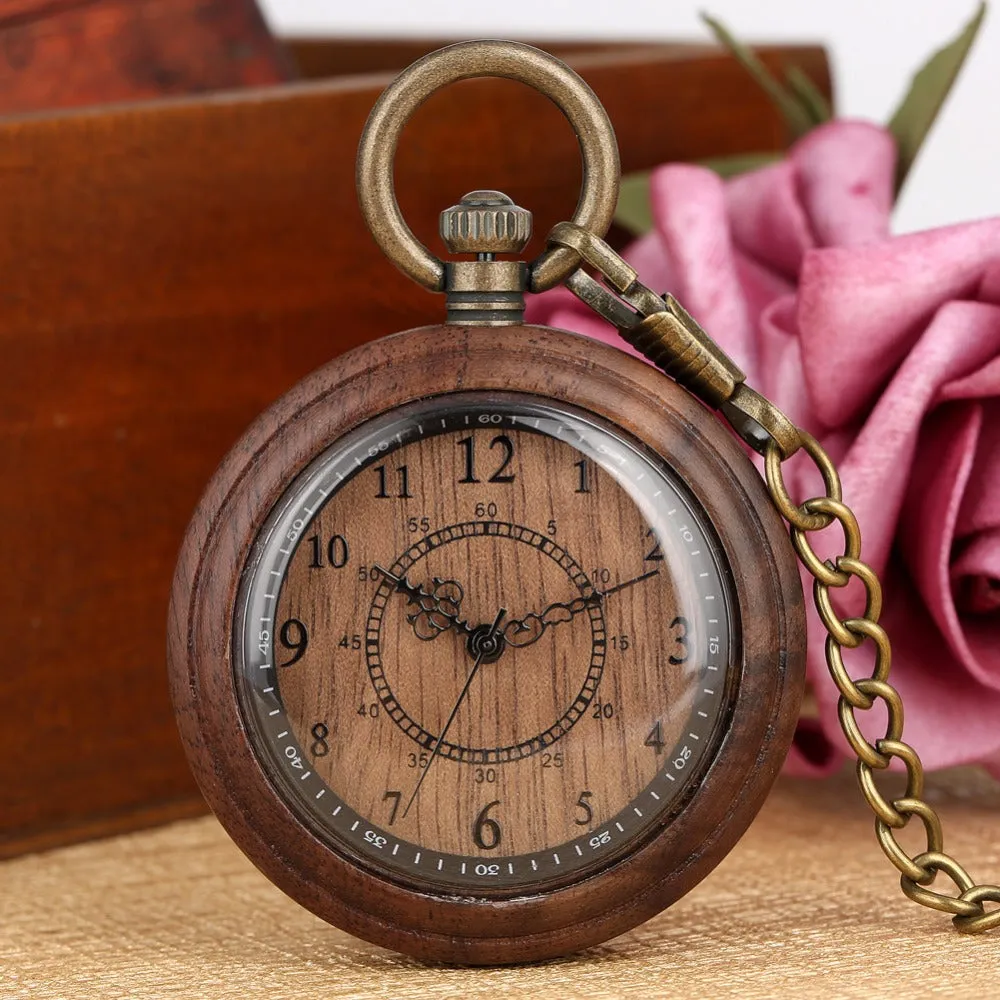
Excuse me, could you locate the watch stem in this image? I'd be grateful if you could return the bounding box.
[439,191,532,326]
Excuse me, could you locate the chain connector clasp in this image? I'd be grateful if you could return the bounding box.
[548,222,802,458]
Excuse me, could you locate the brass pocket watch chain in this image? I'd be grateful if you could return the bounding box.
[545,222,1000,935]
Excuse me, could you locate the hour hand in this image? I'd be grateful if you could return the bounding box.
[504,568,660,648]
[373,566,473,640]
[503,594,598,648]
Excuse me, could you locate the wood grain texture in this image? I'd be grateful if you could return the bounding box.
[3,768,998,996]
[0,41,831,858]
[0,0,292,114]
[167,324,805,963]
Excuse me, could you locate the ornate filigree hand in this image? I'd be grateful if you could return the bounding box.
[504,568,660,648]
[374,566,473,640]
[503,593,598,647]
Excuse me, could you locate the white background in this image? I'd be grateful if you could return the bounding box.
[258,0,999,235]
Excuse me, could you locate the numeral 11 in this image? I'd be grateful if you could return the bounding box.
[375,464,413,499]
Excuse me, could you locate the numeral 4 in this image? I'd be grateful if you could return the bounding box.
[644,720,665,754]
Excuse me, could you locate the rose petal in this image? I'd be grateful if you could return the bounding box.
[726,159,810,279]
[899,401,992,683]
[953,531,1000,608]
[733,251,796,338]
[648,164,755,369]
[790,119,896,248]
[953,398,1000,538]
[724,120,894,281]
[978,256,1000,305]
[801,300,1000,575]
[623,228,678,294]
[952,531,1000,677]
[797,219,1000,426]
[757,294,820,430]
[939,355,1000,403]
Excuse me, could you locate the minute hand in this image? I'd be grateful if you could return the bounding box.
[504,568,660,648]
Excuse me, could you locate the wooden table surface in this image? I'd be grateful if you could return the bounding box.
[2,768,998,999]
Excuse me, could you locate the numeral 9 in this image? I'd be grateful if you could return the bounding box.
[278,618,308,666]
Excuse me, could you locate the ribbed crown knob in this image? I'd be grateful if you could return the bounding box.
[440,190,532,256]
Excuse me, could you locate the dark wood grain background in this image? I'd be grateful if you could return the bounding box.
[0,0,832,858]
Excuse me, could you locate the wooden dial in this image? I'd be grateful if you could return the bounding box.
[242,395,732,891]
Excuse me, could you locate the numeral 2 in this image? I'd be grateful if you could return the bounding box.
[644,527,664,562]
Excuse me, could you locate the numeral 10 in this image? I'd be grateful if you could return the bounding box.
[307,533,349,569]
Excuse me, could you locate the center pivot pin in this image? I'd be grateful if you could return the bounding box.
[465,620,507,663]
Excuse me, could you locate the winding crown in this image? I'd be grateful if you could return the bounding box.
[440,191,532,256]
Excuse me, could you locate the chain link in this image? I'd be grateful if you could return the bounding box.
[764,434,996,933]
[549,221,998,934]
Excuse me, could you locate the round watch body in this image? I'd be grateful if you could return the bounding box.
[168,324,806,964]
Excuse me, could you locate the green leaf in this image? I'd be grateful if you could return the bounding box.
[784,65,833,126]
[699,151,781,178]
[613,153,781,237]
[615,171,653,236]
[701,13,816,139]
[888,1,986,195]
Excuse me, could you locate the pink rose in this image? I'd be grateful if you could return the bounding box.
[526,120,1000,775]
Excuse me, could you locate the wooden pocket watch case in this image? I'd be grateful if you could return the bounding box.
[168,320,806,964]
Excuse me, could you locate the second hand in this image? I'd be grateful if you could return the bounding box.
[401,605,507,819]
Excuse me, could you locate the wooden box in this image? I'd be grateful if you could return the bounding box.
[0,33,831,857]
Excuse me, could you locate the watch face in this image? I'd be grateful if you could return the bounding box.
[234,392,738,894]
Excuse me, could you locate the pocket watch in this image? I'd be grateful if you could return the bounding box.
[168,40,1000,965]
